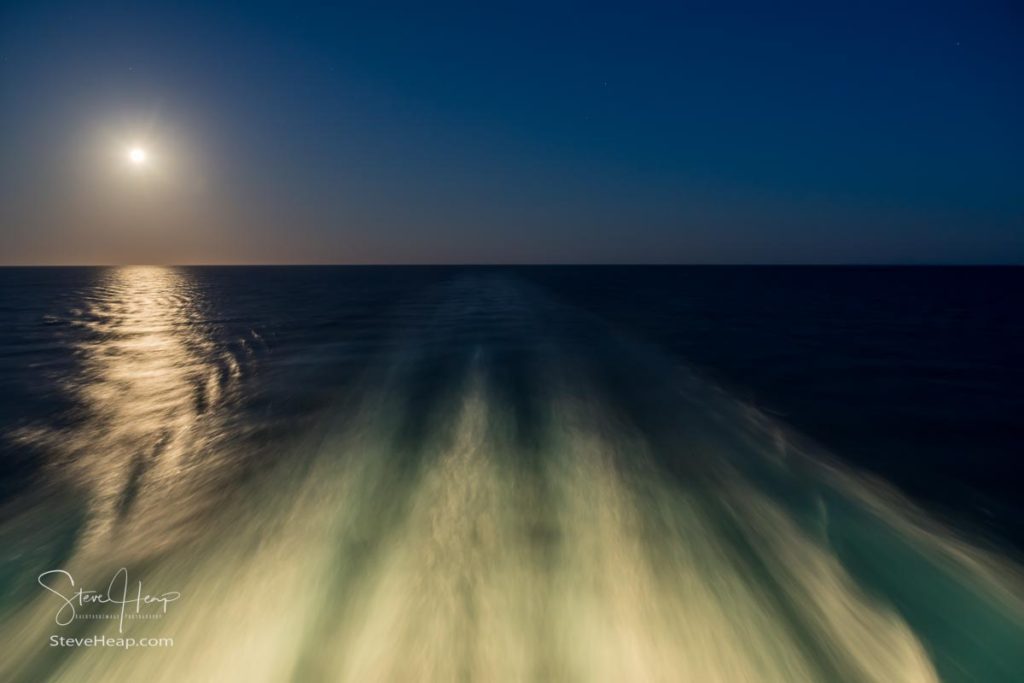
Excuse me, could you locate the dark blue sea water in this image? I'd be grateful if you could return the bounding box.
[0,266,1022,682]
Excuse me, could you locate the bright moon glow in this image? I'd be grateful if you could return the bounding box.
[127,146,148,165]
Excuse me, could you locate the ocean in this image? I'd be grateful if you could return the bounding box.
[0,265,1022,682]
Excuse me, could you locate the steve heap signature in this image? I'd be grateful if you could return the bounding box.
[38,568,181,633]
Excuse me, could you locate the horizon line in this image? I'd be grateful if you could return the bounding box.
[0,262,1022,268]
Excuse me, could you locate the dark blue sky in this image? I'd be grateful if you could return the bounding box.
[1,0,1021,263]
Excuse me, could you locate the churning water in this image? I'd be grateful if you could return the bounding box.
[0,266,1021,682]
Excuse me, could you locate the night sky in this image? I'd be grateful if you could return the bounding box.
[1,1,1021,264]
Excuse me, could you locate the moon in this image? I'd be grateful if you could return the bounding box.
[127,146,148,166]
